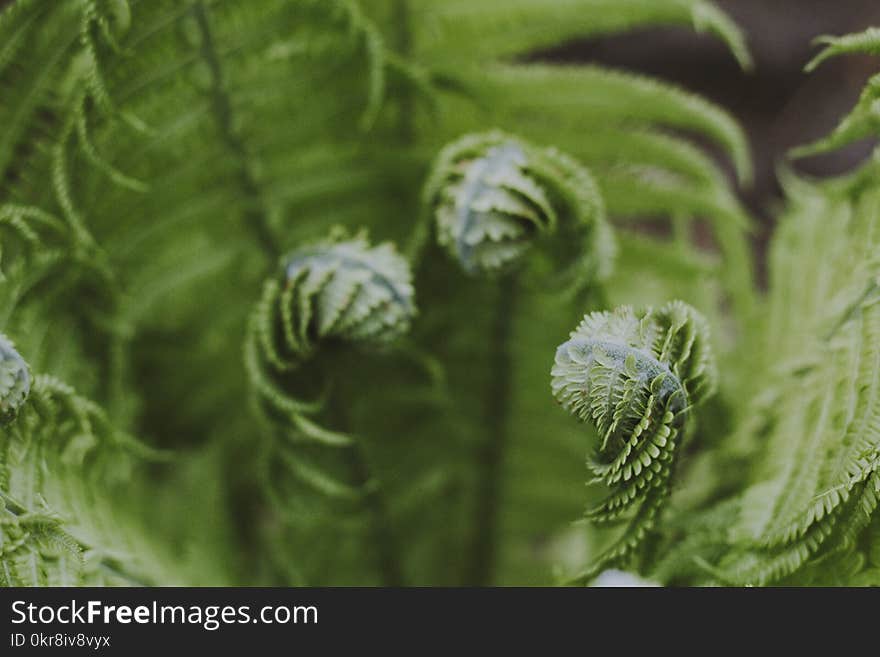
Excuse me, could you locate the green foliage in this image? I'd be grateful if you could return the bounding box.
[0,0,878,587]
[647,31,880,587]
[1,371,219,585]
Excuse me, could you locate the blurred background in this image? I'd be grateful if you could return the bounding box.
[535,0,880,276]
[5,0,875,272]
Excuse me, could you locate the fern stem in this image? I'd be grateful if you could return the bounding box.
[466,275,517,585]
[346,440,404,587]
[190,1,277,259]
[392,0,414,142]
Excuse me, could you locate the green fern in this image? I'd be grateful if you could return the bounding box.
[1,361,219,585]
[649,34,880,586]
[242,230,415,584]
[2,0,878,588]
[551,301,716,582]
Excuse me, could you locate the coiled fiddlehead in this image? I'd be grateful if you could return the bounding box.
[551,300,717,583]
[244,229,416,584]
[422,130,615,584]
[0,334,30,426]
[423,130,614,287]
[246,229,415,394]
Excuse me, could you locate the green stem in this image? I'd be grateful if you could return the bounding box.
[346,440,405,587]
[290,362,405,587]
[191,1,277,259]
[392,0,414,142]
[465,275,517,585]
[395,0,433,269]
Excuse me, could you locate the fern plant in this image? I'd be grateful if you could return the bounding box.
[551,301,717,582]
[0,0,878,586]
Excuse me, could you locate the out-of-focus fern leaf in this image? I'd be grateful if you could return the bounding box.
[409,0,751,71]
[709,178,880,585]
[791,74,880,158]
[794,27,880,158]
[1,363,226,585]
[638,29,880,588]
[805,27,880,72]
[0,0,757,587]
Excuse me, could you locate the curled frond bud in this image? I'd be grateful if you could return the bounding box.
[245,229,416,416]
[244,231,417,561]
[553,301,716,429]
[551,300,716,581]
[424,131,614,282]
[0,334,30,425]
[276,231,415,362]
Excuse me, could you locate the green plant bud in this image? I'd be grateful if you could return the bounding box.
[551,301,716,580]
[251,230,416,377]
[424,131,613,280]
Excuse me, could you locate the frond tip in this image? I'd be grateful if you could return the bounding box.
[278,230,416,360]
[551,301,716,582]
[246,228,417,390]
[0,334,30,425]
[805,27,880,72]
[424,131,613,282]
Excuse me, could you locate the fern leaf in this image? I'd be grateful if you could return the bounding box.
[806,27,880,72]
[412,0,751,70]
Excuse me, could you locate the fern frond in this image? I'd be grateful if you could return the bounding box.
[470,64,752,185]
[74,95,149,192]
[791,73,880,158]
[806,27,880,72]
[691,168,880,585]
[244,229,416,585]
[412,0,751,70]
[552,301,716,582]
[1,361,215,585]
[424,130,613,286]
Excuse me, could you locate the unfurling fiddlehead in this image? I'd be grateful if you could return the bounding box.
[551,301,717,583]
[246,229,415,410]
[423,130,614,288]
[0,335,30,426]
[422,130,616,584]
[244,229,416,584]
